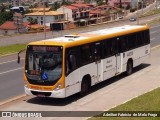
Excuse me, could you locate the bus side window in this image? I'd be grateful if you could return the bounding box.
[111,39,116,54]
[66,48,77,75]
[144,30,150,44]
[128,33,137,50]
[80,44,93,65]
[118,36,128,52]
[69,54,76,70]
[103,39,115,57]
[137,32,142,46]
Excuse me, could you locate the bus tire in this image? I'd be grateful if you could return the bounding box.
[80,79,90,96]
[126,60,133,75]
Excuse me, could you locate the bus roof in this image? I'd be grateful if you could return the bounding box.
[28,25,149,48]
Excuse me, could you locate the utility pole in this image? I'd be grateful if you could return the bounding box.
[119,0,122,8]
[43,0,46,39]
[137,0,139,25]
[141,0,143,15]
[156,0,158,9]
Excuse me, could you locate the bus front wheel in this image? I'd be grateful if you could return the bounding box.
[126,60,133,75]
[80,80,90,96]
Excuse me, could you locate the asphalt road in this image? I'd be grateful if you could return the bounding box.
[0,23,160,103]
[1,43,160,120]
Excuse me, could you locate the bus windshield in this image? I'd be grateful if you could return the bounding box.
[25,45,62,85]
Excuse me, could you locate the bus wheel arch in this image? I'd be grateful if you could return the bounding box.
[126,58,133,75]
[80,74,91,96]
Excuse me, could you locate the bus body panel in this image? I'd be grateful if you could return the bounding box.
[25,86,66,98]
[121,44,150,72]
[24,25,150,98]
[65,62,98,97]
[102,56,117,80]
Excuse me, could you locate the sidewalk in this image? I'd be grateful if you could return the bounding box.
[125,1,156,19]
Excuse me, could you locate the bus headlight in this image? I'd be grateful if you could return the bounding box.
[54,83,62,91]
[24,81,29,88]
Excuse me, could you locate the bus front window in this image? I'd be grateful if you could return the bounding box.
[25,46,63,85]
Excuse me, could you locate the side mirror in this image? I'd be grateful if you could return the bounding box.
[17,49,25,64]
[17,55,20,64]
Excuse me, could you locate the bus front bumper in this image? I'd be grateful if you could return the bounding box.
[24,86,66,98]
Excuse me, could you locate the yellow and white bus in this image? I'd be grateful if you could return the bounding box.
[23,25,150,98]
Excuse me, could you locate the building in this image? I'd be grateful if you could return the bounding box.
[0,12,29,35]
[24,10,65,26]
[130,0,154,9]
[90,5,122,23]
[57,3,94,25]
[11,0,21,7]
[108,0,131,8]
[0,21,29,35]
[57,3,122,25]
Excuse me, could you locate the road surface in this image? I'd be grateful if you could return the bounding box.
[0,40,160,120]
[0,24,160,103]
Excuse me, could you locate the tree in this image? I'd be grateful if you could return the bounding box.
[84,0,91,3]
[61,0,73,5]
[51,2,61,11]
[96,0,104,6]
[27,17,38,24]
[0,3,5,12]
[0,11,13,25]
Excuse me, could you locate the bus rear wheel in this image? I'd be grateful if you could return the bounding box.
[80,80,90,96]
[126,60,133,75]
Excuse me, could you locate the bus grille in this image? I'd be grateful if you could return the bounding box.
[31,91,51,97]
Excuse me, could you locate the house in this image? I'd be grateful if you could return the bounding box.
[57,3,122,25]
[57,4,94,25]
[0,21,29,35]
[90,5,122,23]
[24,10,65,26]
[108,0,131,8]
[11,0,21,7]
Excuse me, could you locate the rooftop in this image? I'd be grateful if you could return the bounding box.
[0,21,30,30]
[29,7,51,12]
[64,5,79,10]
[25,11,64,16]
[28,25,148,47]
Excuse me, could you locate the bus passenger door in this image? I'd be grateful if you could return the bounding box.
[94,42,102,82]
[116,37,122,74]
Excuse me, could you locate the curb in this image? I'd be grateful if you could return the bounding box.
[0,94,26,106]
[151,44,160,50]
[0,52,18,58]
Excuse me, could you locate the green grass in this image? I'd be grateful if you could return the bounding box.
[0,44,26,56]
[140,8,160,17]
[147,18,160,25]
[89,87,160,120]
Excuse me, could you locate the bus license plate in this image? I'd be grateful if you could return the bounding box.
[37,94,45,97]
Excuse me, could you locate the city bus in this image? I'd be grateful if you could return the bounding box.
[21,25,150,98]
